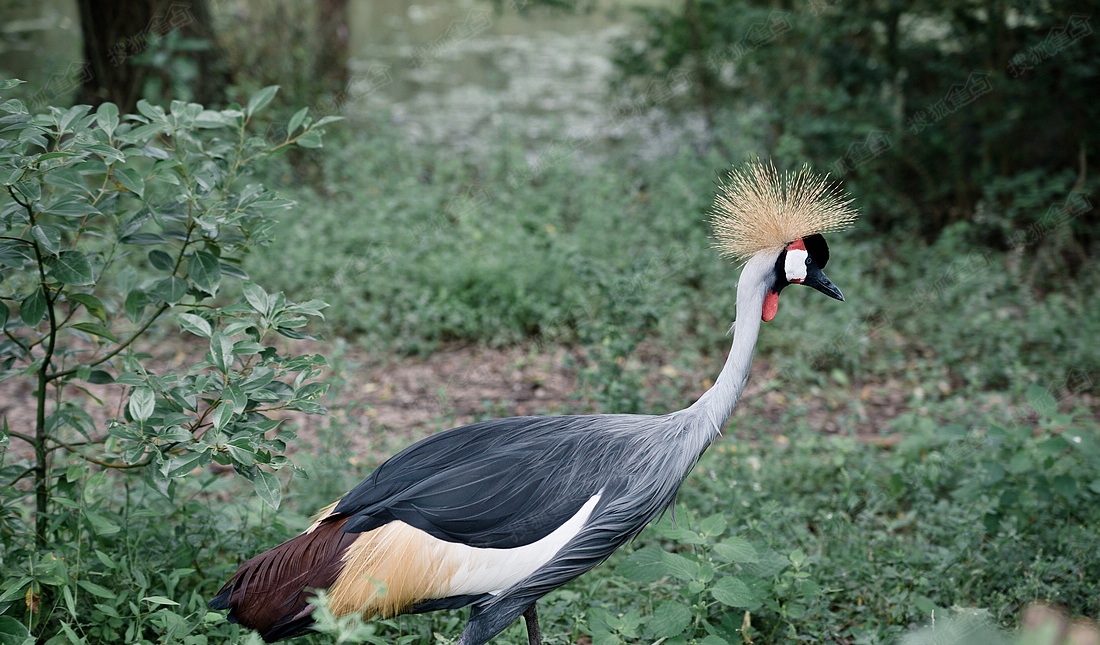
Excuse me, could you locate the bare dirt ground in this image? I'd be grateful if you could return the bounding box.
[248,341,904,472]
[0,336,583,464]
[4,333,1090,467]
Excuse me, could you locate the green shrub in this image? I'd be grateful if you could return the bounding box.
[612,0,1100,258]
[0,79,336,643]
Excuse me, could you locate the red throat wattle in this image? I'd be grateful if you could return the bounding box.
[762,290,779,322]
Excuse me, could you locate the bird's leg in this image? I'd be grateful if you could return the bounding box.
[522,604,542,645]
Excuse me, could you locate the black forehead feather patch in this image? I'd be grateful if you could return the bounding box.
[803,233,830,268]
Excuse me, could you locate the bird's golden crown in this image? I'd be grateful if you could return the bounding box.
[710,160,858,262]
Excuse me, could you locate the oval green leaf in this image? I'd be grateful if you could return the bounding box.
[1026,384,1058,418]
[246,85,279,117]
[68,293,107,323]
[242,282,270,315]
[188,250,221,293]
[661,551,698,581]
[0,615,31,642]
[120,232,167,246]
[650,600,692,639]
[128,386,155,422]
[287,107,308,136]
[295,130,323,148]
[176,312,212,338]
[148,249,175,271]
[44,167,90,193]
[77,580,115,599]
[96,101,119,138]
[114,167,145,198]
[224,383,248,415]
[47,250,94,285]
[20,287,46,326]
[124,288,149,323]
[211,401,235,431]
[711,576,761,609]
[153,276,187,304]
[253,470,282,510]
[210,332,234,373]
[699,513,727,537]
[72,322,118,343]
[45,199,99,218]
[714,536,759,564]
[30,225,61,256]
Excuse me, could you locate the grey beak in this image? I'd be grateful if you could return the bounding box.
[804,264,844,301]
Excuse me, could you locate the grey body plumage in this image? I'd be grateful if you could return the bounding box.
[333,395,735,643]
[448,254,776,645]
[209,164,857,645]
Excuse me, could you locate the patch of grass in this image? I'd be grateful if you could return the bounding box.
[249,114,1100,400]
[246,119,730,354]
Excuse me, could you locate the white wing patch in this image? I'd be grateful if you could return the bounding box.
[326,493,603,618]
[784,248,808,283]
[448,492,602,595]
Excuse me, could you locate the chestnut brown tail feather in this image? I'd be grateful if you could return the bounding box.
[210,516,358,642]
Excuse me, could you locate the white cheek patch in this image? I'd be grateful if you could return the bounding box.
[785,249,808,283]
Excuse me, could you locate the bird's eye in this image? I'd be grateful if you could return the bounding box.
[805,257,812,266]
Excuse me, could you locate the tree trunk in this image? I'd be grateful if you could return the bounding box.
[315,0,351,101]
[286,0,349,192]
[76,0,231,112]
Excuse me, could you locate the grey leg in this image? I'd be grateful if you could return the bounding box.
[522,604,542,645]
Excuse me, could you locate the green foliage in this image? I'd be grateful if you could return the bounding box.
[898,383,1100,535]
[0,80,337,642]
[247,119,1100,398]
[585,390,1100,644]
[606,512,815,644]
[230,92,1099,643]
[245,128,728,354]
[570,258,666,414]
[129,30,214,107]
[5,11,1099,638]
[612,0,1100,257]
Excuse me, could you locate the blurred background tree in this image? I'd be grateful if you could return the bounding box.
[1,0,352,115]
[613,0,1098,262]
[75,0,230,112]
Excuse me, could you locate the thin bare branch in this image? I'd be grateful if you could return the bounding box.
[5,429,37,445]
[49,437,153,470]
[47,302,170,382]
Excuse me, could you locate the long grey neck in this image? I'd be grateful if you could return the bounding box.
[686,253,772,435]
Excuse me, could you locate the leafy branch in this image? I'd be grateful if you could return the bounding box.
[0,80,338,639]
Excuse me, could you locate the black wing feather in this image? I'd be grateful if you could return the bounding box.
[334,415,640,548]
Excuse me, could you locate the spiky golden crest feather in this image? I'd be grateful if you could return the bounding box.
[710,160,858,261]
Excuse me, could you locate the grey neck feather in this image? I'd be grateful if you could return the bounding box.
[685,251,775,434]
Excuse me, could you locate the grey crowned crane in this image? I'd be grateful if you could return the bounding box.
[209,161,858,644]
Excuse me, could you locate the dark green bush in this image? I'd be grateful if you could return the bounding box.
[613,0,1099,261]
